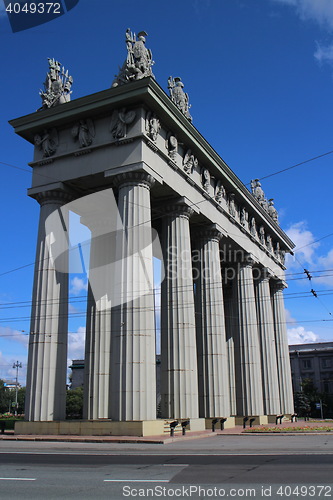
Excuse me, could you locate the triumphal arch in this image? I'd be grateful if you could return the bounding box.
[10,30,294,436]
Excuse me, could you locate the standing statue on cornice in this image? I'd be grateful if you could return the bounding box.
[168,77,192,122]
[39,58,73,109]
[268,199,279,223]
[250,179,265,204]
[112,29,155,87]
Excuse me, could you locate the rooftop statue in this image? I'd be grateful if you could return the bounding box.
[112,29,154,87]
[268,198,279,224]
[39,58,73,109]
[250,179,265,204]
[250,178,270,212]
[168,77,192,122]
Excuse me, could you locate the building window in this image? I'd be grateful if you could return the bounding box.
[302,359,312,370]
[321,358,332,369]
[323,381,330,393]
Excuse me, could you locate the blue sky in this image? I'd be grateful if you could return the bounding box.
[1,0,333,385]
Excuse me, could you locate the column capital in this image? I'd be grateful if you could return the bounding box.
[254,267,274,283]
[271,278,287,291]
[35,189,75,206]
[163,200,194,219]
[239,253,258,268]
[192,224,225,243]
[113,171,155,189]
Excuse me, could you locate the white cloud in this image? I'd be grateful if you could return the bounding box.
[285,309,321,344]
[0,326,28,348]
[285,308,297,325]
[288,325,320,343]
[314,41,333,64]
[284,221,333,286]
[272,0,333,30]
[68,326,85,362]
[70,276,88,295]
[0,350,26,385]
[285,221,319,266]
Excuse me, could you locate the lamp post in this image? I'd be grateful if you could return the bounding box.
[13,361,22,416]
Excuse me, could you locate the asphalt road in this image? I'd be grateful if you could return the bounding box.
[0,435,332,499]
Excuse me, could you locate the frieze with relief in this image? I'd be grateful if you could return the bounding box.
[72,119,95,148]
[110,108,136,139]
[166,133,178,161]
[34,128,58,157]
[183,149,198,175]
[145,111,161,142]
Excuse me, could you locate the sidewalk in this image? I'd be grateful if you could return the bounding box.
[0,420,332,444]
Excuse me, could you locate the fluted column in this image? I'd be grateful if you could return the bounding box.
[271,280,294,414]
[255,268,281,415]
[83,216,114,420]
[160,202,199,419]
[25,189,72,421]
[192,226,230,418]
[235,258,264,416]
[223,282,237,416]
[110,172,156,421]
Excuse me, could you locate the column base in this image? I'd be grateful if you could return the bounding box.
[15,418,207,437]
[267,414,293,423]
[205,417,236,430]
[235,415,268,426]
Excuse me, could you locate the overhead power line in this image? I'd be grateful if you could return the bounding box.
[250,149,333,183]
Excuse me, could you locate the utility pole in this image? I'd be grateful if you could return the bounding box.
[13,361,22,416]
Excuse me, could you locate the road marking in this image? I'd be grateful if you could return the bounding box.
[1,452,333,457]
[104,479,170,483]
[0,478,36,481]
[163,464,189,466]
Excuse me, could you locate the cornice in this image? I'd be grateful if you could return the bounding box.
[9,77,294,250]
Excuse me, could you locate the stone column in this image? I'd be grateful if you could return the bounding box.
[255,268,281,415]
[160,202,199,419]
[234,258,264,416]
[271,280,294,414]
[192,226,230,418]
[223,282,237,416]
[110,172,156,421]
[83,217,114,420]
[25,190,72,421]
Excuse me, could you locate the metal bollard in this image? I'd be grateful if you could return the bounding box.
[169,421,178,437]
[243,417,249,429]
[249,418,256,428]
[212,418,219,432]
[220,418,227,431]
[181,420,190,436]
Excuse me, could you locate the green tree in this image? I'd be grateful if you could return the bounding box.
[0,379,12,414]
[301,378,319,402]
[17,386,26,414]
[66,386,83,419]
[298,378,330,418]
[294,391,311,418]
